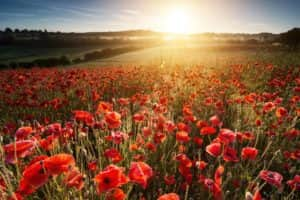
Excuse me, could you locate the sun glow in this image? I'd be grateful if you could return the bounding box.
[164,7,191,34]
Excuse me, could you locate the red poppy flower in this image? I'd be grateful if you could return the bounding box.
[153,132,166,144]
[97,101,112,114]
[263,102,275,113]
[206,142,222,157]
[196,160,208,170]
[193,136,203,147]
[118,98,130,106]
[200,126,216,136]
[287,175,300,191]
[106,188,126,200]
[63,167,85,190]
[44,153,76,175]
[203,178,222,200]
[196,120,209,128]
[73,110,94,126]
[164,175,176,185]
[129,162,153,189]
[39,135,58,151]
[142,127,152,137]
[209,115,222,127]
[214,165,224,186]
[145,142,156,152]
[236,131,255,142]
[4,140,35,164]
[275,107,288,118]
[157,193,180,200]
[183,105,193,116]
[27,155,48,167]
[104,148,123,163]
[177,122,190,132]
[241,147,258,160]
[88,160,98,171]
[133,113,145,122]
[218,129,236,144]
[176,131,190,143]
[259,170,283,188]
[223,147,239,162]
[129,143,139,151]
[165,120,176,132]
[94,165,128,193]
[15,126,33,140]
[45,123,62,136]
[255,119,262,126]
[175,154,193,168]
[111,131,128,144]
[105,111,122,129]
[17,158,49,196]
[253,189,262,200]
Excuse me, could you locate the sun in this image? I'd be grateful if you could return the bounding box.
[164,7,191,34]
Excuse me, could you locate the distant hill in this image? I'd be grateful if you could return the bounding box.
[0,27,298,47]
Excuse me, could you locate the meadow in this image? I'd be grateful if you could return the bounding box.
[0,47,299,200]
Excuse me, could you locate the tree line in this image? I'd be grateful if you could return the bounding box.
[0,46,145,69]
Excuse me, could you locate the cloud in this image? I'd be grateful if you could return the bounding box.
[121,9,140,15]
[113,9,141,21]
[16,0,104,19]
[50,6,100,18]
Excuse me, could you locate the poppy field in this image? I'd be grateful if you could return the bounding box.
[0,59,299,200]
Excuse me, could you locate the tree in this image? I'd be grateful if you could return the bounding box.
[4,27,13,33]
[0,27,15,44]
[280,28,300,50]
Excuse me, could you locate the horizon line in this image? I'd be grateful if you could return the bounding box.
[1,27,299,35]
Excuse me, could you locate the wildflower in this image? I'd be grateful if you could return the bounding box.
[97,101,112,114]
[263,102,275,113]
[63,168,85,190]
[94,165,128,193]
[17,158,49,196]
[104,148,123,163]
[129,162,153,189]
[4,140,35,164]
[133,113,145,122]
[88,160,98,171]
[275,107,288,118]
[259,170,283,188]
[176,131,190,143]
[164,175,176,185]
[241,147,258,160]
[44,153,76,175]
[73,110,94,126]
[15,126,33,140]
[105,111,122,129]
[106,188,126,200]
[206,142,222,157]
[200,126,217,135]
[218,129,236,144]
[196,160,208,170]
[223,147,239,162]
[287,175,300,191]
[209,115,222,127]
[157,193,180,200]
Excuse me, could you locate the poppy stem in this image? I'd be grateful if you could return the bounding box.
[184,184,189,200]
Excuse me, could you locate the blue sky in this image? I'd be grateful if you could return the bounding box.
[0,0,299,33]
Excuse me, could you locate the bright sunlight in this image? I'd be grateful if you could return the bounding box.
[164,7,191,34]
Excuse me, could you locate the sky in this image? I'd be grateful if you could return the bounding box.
[0,0,299,33]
